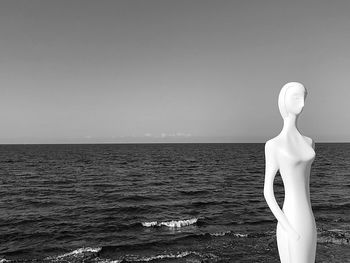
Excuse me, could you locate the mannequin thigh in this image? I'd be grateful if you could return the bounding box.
[288,230,316,263]
[277,222,317,263]
[276,223,290,263]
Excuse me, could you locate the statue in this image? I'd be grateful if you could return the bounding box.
[263,82,317,263]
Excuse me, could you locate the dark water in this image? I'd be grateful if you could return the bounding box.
[0,143,349,263]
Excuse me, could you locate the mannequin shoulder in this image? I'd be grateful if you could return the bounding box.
[302,135,315,148]
[265,138,280,153]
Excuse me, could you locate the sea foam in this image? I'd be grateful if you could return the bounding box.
[45,247,102,261]
[126,250,208,262]
[142,218,198,228]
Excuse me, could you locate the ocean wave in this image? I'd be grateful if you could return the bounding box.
[96,260,123,263]
[313,202,350,211]
[209,228,350,245]
[210,231,248,237]
[107,250,218,263]
[126,250,205,262]
[2,229,349,263]
[118,195,158,202]
[208,230,275,238]
[96,260,122,263]
[177,189,210,196]
[318,229,350,245]
[141,218,198,228]
[0,245,259,263]
[45,247,102,261]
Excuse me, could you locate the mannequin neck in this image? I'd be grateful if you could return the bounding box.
[281,115,301,136]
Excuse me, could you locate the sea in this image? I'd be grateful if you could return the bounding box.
[0,143,349,263]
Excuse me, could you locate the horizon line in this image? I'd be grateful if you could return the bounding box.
[0,141,349,145]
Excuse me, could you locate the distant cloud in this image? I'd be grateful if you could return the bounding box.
[160,132,191,138]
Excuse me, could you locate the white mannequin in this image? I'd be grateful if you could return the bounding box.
[264,82,317,263]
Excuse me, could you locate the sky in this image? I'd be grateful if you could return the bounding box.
[0,0,349,143]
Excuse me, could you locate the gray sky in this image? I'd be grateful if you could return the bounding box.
[0,0,349,143]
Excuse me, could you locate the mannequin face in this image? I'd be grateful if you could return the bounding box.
[284,85,307,117]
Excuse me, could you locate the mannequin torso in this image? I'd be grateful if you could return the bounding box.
[267,134,316,262]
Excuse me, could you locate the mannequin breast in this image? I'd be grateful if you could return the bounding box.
[279,138,315,165]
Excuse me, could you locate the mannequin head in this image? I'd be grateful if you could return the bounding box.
[278,82,307,119]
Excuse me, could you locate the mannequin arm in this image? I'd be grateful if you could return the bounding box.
[263,141,300,240]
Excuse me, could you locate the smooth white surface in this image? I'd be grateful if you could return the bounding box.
[264,82,317,263]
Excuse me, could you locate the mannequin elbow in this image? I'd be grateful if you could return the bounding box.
[263,189,267,200]
[263,186,270,200]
